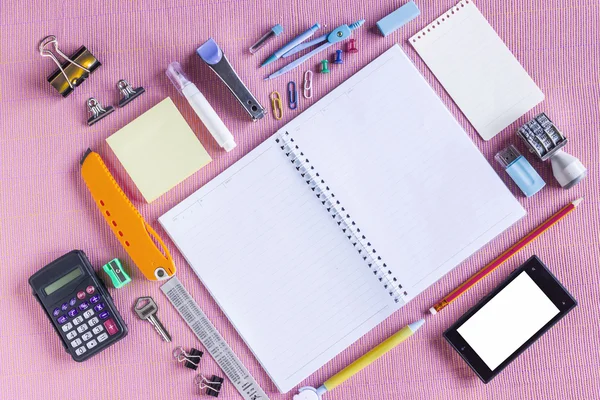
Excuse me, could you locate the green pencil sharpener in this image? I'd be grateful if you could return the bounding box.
[102,258,132,289]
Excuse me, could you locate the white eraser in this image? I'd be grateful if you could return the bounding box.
[429,307,437,315]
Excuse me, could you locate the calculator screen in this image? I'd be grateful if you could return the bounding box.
[44,267,83,295]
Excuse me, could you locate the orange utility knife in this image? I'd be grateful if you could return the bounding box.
[80,149,176,281]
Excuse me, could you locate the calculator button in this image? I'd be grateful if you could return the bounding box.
[82,332,93,341]
[76,324,89,334]
[66,330,77,340]
[52,308,61,317]
[93,303,105,313]
[61,303,69,311]
[68,309,79,318]
[97,333,109,343]
[92,325,104,335]
[78,302,89,311]
[89,295,101,304]
[103,318,118,335]
[86,286,95,295]
[57,315,68,325]
[86,339,98,350]
[72,316,84,325]
[88,317,99,327]
[75,346,86,356]
[70,338,82,348]
[77,291,86,300]
[99,311,110,320]
[61,322,73,332]
[83,309,94,319]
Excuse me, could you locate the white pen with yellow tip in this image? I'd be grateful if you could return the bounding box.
[294,319,425,400]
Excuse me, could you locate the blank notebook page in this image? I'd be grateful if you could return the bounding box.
[159,139,399,393]
[160,44,525,394]
[409,0,544,140]
[285,45,526,301]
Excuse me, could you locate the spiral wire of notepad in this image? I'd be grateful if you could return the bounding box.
[276,131,407,304]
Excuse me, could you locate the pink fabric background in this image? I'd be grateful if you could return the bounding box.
[1,0,598,399]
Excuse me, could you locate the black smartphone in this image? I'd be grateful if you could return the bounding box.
[444,255,576,383]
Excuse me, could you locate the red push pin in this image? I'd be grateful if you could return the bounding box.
[347,38,358,54]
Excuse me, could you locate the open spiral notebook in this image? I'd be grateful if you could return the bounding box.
[159,45,526,393]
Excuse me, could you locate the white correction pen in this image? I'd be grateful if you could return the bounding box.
[166,62,236,152]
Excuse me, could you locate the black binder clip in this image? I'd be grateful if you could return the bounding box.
[39,35,101,97]
[117,79,145,107]
[195,374,224,397]
[173,346,203,370]
[86,97,114,126]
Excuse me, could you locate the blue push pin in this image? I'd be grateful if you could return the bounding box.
[333,49,343,64]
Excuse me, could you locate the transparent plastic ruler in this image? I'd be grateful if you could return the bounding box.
[161,277,270,400]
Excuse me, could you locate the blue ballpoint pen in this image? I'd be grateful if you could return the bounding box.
[262,23,321,67]
[265,20,365,80]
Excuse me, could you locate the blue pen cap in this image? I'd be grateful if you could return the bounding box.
[495,145,545,197]
[272,24,284,36]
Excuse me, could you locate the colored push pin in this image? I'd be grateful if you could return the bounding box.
[333,50,343,64]
[320,59,330,74]
[347,38,358,54]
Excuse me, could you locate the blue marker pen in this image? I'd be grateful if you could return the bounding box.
[495,145,545,197]
[261,23,321,67]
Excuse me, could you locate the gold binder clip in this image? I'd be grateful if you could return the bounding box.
[270,91,283,120]
[39,35,101,97]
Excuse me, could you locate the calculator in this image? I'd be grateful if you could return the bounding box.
[29,250,128,362]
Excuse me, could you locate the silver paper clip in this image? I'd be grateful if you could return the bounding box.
[303,70,313,99]
[197,38,265,121]
[86,97,114,126]
[288,81,298,110]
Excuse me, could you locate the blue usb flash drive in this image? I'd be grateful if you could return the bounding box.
[495,145,545,197]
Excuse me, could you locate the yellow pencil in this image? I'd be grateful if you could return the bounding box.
[293,320,425,400]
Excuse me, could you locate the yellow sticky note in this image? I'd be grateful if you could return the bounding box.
[106,97,212,203]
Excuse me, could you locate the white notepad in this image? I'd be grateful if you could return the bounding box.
[409,0,544,140]
[159,45,526,393]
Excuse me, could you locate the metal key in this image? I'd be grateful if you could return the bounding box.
[134,296,172,342]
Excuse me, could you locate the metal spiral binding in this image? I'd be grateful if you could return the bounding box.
[276,131,407,304]
[411,0,471,44]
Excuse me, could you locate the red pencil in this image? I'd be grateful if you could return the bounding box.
[429,197,583,315]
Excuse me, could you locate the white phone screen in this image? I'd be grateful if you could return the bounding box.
[457,272,560,370]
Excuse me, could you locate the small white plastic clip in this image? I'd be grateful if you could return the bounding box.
[303,70,313,99]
